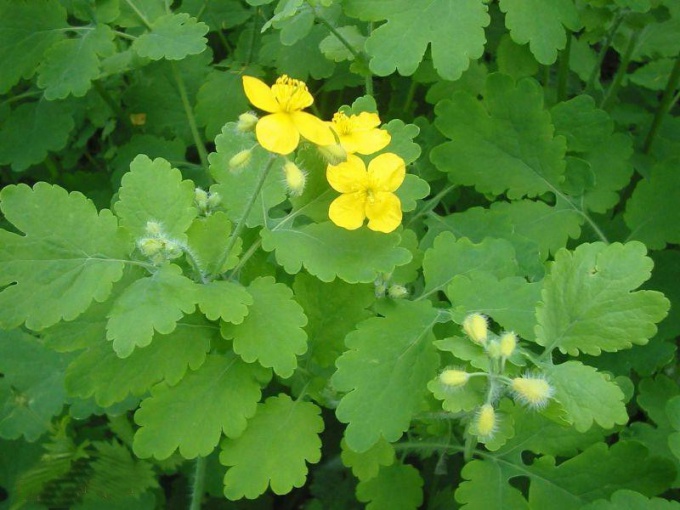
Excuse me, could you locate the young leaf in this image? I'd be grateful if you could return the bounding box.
[421,232,519,300]
[0,329,71,441]
[344,0,490,80]
[220,276,307,378]
[332,300,440,452]
[220,394,324,499]
[260,222,412,284]
[114,155,197,240]
[499,0,580,64]
[132,13,208,60]
[106,264,198,358]
[341,438,395,482]
[133,353,271,460]
[356,463,424,510]
[535,242,670,356]
[546,361,628,432]
[0,0,67,94]
[431,74,567,199]
[65,314,214,407]
[0,183,130,331]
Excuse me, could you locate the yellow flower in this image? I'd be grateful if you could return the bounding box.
[328,111,391,154]
[327,153,405,233]
[242,75,336,155]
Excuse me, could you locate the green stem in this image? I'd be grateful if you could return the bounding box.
[642,55,680,154]
[0,90,43,107]
[170,62,209,169]
[315,15,361,60]
[244,18,258,67]
[402,80,418,117]
[189,456,207,510]
[123,0,153,29]
[557,35,572,102]
[586,14,625,92]
[212,155,277,279]
[600,33,638,110]
[406,183,456,227]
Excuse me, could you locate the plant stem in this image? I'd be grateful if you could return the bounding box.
[315,15,361,60]
[189,456,207,510]
[170,62,209,169]
[586,13,625,92]
[557,35,572,102]
[124,0,153,29]
[642,55,680,154]
[406,183,457,227]
[402,79,418,117]
[600,33,638,110]
[212,155,277,279]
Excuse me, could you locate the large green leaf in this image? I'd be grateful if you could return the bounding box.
[132,12,208,60]
[356,463,424,510]
[332,300,440,452]
[0,183,130,331]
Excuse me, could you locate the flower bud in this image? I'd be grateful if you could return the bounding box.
[318,143,347,165]
[511,375,554,409]
[229,149,252,172]
[237,112,258,132]
[475,404,496,438]
[207,191,221,208]
[486,340,502,359]
[463,313,488,345]
[194,187,209,210]
[439,369,469,387]
[163,240,184,260]
[138,237,163,257]
[499,332,517,358]
[388,284,409,299]
[283,161,306,196]
[144,220,163,237]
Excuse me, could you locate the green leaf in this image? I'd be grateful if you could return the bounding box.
[0,183,129,330]
[132,12,208,60]
[497,34,540,80]
[332,301,440,452]
[180,0,251,31]
[428,368,487,413]
[535,242,670,356]
[133,353,270,459]
[356,463,424,510]
[186,212,241,275]
[344,0,489,80]
[195,69,250,140]
[220,394,324,499]
[431,73,567,199]
[583,490,680,510]
[499,0,581,64]
[320,25,366,62]
[115,155,197,241]
[380,119,421,165]
[106,264,197,358]
[259,26,335,80]
[0,329,71,441]
[447,273,542,341]
[220,276,307,378]
[624,158,680,250]
[195,281,252,324]
[421,232,519,300]
[546,361,628,432]
[209,123,287,228]
[0,0,68,94]
[37,24,115,99]
[341,438,395,482]
[0,100,75,172]
[293,273,374,367]
[261,222,412,284]
[65,314,214,407]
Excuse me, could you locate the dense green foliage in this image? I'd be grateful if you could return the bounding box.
[0,0,679,508]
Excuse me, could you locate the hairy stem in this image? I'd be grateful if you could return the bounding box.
[642,55,680,154]
[170,62,209,169]
[188,456,207,510]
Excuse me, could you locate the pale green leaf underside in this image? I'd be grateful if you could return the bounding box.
[333,301,440,452]
[220,394,323,500]
[133,353,270,460]
[0,183,129,331]
[260,222,412,284]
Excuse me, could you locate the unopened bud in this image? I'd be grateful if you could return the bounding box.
[318,143,347,165]
[439,369,469,387]
[207,191,221,208]
[194,188,209,210]
[283,161,306,196]
[511,375,554,409]
[388,284,408,299]
[145,220,163,237]
[463,313,488,345]
[229,149,252,172]
[237,112,258,132]
[486,340,501,359]
[138,237,164,257]
[163,240,183,260]
[475,404,496,438]
[499,332,517,358]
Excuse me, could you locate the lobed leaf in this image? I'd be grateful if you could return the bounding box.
[132,12,208,61]
[356,463,424,510]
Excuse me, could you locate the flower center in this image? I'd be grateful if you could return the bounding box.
[331,112,354,135]
[273,75,310,112]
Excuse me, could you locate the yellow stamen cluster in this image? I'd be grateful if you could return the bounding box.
[271,75,312,112]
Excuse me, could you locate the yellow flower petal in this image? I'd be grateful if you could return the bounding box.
[367,153,406,192]
[341,129,391,155]
[255,113,300,154]
[326,154,368,193]
[365,192,402,233]
[271,75,314,111]
[355,112,382,129]
[291,111,336,147]
[242,76,280,113]
[329,192,366,230]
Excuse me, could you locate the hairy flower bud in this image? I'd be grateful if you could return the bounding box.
[229,149,252,172]
[237,112,258,132]
[207,191,221,208]
[318,143,347,165]
[499,332,517,358]
[137,237,163,257]
[194,187,209,210]
[475,404,496,438]
[388,284,409,299]
[439,369,469,387]
[144,220,163,237]
[486,340,502,359]
[463,313,488,345]
[511,375,554,409]
[283,161,306,196]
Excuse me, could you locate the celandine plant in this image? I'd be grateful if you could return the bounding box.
[0,0,679,509]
